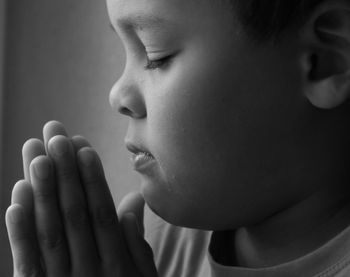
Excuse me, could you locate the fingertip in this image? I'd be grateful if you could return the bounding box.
[77,147,105,171]
[29,155,52,181]
[13,179,31,188]
[6,203,23,213]
[43,120,67,136]
[123,212,141,234]
[121,212,157,276]
[47,134,68,146]
[118,191,145,215]
[22,138,44,156]
[77,146,95,156]
[47,135,73,158]
[77,145,94,155]
[11,180,33,205]
[77,147,96,167]
[43,120,68,152]
[22,139,45,181]
[6,204,24,225]
[117,191,145,235]
[71,135,92,152]
[29,155,51,166]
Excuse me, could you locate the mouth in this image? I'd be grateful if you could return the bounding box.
[125,141,156,173]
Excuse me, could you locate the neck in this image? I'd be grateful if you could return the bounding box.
[233,185,350,268]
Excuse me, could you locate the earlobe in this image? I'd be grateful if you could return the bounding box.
[302,2,350,109]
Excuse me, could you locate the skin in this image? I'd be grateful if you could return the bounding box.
[107,0,350,267]
[6,121,158,276]
[5,0,350,273]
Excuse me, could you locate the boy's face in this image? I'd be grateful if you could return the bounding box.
[107,0,309,230]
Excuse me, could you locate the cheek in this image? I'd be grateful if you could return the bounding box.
[144,64,245,226]
[145,41,238,188]
[149,70,231,182]
[142,44,305,229]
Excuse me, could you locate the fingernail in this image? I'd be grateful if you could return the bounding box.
[9,206,23,224]
[33,159,50,180]
[50,137,69,157]
[79,148,95,167]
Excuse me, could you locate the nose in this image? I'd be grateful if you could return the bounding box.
[109,74,147,119]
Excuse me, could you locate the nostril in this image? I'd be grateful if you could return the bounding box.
[118,106,133,117]
[110,81,147,119]
[118,105,147,119]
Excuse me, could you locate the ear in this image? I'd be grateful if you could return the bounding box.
[301,0,350,109]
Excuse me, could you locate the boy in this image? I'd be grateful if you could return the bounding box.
[5,0,350,276]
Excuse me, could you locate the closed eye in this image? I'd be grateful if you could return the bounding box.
[144,55,173,70]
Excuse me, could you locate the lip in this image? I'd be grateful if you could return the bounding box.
[131,152,157,172]
[125,141,157,173]
[125,141,152,156]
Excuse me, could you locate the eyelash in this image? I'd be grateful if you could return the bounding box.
[144,55,172,70]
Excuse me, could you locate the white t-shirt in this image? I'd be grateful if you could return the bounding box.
[144,206,350,277]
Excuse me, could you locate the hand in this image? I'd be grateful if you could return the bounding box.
[5,121,158,277]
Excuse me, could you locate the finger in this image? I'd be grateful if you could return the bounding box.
[22,138,45,182]
[76,147,124,266]
[11,180,43,275]
[11,180,34,209]
[42,121,90,154]
[43,120,68,153]
[30,156,70,275]
[118,192,145,236]
[20,140,45,262]
[71,135,92,153]
[21,138,45,259]
[121,213,158,277]
[21,139,45,228]
[6,204,45,277]
[47,136,98,268]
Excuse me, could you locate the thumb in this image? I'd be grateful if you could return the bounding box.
[118,192,158,276]
[120,213,158,277]
[117,191,145,236]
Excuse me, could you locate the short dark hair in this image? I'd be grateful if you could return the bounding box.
[230,0,326,41]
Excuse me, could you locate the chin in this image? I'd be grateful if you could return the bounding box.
[141,185,243,231]
[139,173,256,230]
[141,187,200,228]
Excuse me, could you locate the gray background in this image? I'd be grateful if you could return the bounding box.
[0,0,139,275]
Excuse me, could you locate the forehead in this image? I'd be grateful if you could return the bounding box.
[107,0,190,19]
[106,0,229,29]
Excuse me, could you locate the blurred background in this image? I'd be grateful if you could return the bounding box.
[0,0,140,275]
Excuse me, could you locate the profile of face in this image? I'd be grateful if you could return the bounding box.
[107,0,350,230]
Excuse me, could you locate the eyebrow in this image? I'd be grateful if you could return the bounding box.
[114,13,173,31]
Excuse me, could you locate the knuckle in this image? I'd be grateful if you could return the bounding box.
[32,188,53,203]
[38,228,64,250]
[83,175,100,190]
[64,204,89,228]
[94,207,117,228]
[56,166,78,183]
